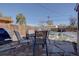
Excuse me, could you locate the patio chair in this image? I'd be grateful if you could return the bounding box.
[14,30,31,45]
[33,30,48,56]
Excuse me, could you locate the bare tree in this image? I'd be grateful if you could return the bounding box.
[70,17,77,27]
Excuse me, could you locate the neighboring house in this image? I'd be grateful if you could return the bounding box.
[27,25,36,34]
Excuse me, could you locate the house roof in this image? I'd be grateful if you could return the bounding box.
[0,17,13,23]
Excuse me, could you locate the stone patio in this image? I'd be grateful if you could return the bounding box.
[0,40,78,56]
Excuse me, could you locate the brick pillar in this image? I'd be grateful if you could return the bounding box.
[18,24,26,37]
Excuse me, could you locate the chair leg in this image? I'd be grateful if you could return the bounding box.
[72,42,77,55]
[27,42,30,45]
[48,39,51,44]
[33,42,36,56]
[45,43,48,56]
[42,44,44,48]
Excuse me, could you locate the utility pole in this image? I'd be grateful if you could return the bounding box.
[48,16,50,20]
[75,4,79,32]
[47,16,53,30]
[74,4,79,55]
[47,16,50,30]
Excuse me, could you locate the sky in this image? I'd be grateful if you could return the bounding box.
[0,3,77,26]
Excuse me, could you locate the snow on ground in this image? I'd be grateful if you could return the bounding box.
[48,32,77,43]
[48,32,77,55]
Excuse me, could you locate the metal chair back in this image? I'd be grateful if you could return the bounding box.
[33,30,48,55]
[14,31,21,43]
[34,31,48,44]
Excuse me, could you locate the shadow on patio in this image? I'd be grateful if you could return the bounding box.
[0,37,78,56]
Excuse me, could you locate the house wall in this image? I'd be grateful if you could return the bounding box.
[0,23,27,41]
[0,23,11,29]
